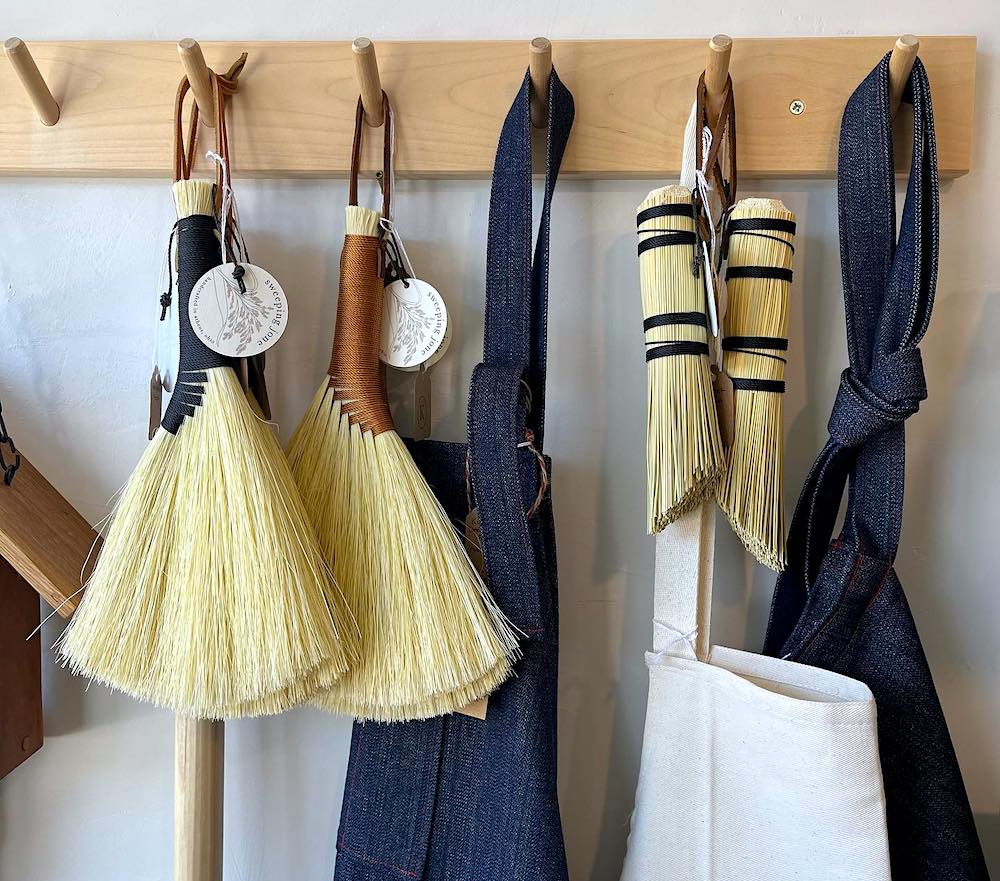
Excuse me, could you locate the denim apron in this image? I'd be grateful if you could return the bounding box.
[333,69,574,881]
[763,55,990,880]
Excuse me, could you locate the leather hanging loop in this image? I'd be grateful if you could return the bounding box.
[172,52,248,191]
[693,72,738,245]
[348,91,394,220]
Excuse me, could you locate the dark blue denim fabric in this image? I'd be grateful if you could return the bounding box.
[764,55,990,881]
[333,69,574,881]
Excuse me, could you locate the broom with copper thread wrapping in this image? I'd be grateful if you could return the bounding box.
[287,96,518,722]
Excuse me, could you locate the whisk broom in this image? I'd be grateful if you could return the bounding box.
[716,198,796,570]
[638,185,724,534]
[287,97,518,722]
[59,67,355,719]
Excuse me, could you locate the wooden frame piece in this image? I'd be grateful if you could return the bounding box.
[0,455,98,617]
[0,559,43,779]
[0,37,976,178]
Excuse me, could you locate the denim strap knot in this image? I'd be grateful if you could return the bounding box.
[828,347,927,448]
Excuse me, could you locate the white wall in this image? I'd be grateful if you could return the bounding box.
[0,2,996,879]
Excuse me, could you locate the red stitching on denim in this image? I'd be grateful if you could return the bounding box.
[830,564,894,668]
[795,551,863,659]
[338,844,419,878]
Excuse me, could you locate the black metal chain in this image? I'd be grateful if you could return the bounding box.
[0,399,21,486]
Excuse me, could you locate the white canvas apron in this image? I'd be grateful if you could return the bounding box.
[619,503,893,881]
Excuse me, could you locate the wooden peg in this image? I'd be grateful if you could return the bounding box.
[4,38,59,126]
[353,38,384,127]
[529,37,552,128]
[705,34,733,128]
[888,34,919,117]
[178,39,217,128]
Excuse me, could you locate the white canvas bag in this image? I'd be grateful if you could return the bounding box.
[619,503,893,881]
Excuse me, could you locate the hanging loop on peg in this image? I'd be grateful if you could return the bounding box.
[888,34,919,118]
[178,38,217,128]
[704,34,733,128]
[4,38,60,126]
[529,37,552,128]
[353,38,385,127]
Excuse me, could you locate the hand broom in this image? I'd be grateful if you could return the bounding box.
[716,198,796,570]
[637,184,724,534]
[287,96,518,722]
[59,58,356,719]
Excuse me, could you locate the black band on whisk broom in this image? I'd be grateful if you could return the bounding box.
[716,199,796,570]
[59,55,356,719]
[287,92,519,723]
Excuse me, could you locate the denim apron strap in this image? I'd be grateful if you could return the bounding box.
[766,54,938,647]
[468,69,574,629]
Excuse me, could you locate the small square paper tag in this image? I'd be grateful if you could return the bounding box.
[148,367,163,440]
[413,366,432,441]
[456,696,488,720]
[463,507,485,576]
[456,507,489,720]
[713,367,736,450]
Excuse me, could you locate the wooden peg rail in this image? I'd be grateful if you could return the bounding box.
[0,37,976,178]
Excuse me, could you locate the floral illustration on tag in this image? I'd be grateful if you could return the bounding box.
[380,278,449,369]
[189,263,288,359]
[388,285,434,361]
[219,265,267,356]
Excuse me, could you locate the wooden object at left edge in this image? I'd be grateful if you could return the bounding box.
[0,455,99,778]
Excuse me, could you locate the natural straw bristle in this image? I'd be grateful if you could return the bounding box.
[716,197,795,571]
[286,206,519,722]
[59,179,358,719]
[638,185,724,533]
[172,179,215,218]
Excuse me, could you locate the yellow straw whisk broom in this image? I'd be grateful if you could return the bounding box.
[59,61,356,719]
[287,96,518,722]
[716,198,796,570]
[638,185,724,533]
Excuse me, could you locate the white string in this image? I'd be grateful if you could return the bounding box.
[206,150,234,265]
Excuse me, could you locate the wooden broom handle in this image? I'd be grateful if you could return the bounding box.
[175,716,224,881]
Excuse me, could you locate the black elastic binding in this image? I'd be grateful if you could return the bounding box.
[722,335,788,352]
[646,341,709,362]
[637,231,697,256]
[725,266,794,282]
[636,203,694,227]
[643,312,708,332]
[731,377,786,393]
[727,217,797,235]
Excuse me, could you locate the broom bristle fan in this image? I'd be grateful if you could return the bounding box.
[59,179,357,719]
[716,197,796,571]
[287,204,519,722]
[638,185,724,534]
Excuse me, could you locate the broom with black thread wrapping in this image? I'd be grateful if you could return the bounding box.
[638,185,724,534]
[716,198,796,570]
[287,96,518,722]
[59,64,356,719]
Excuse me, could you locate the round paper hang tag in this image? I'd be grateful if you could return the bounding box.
[189,263,288,358]
[380,278,450,369]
